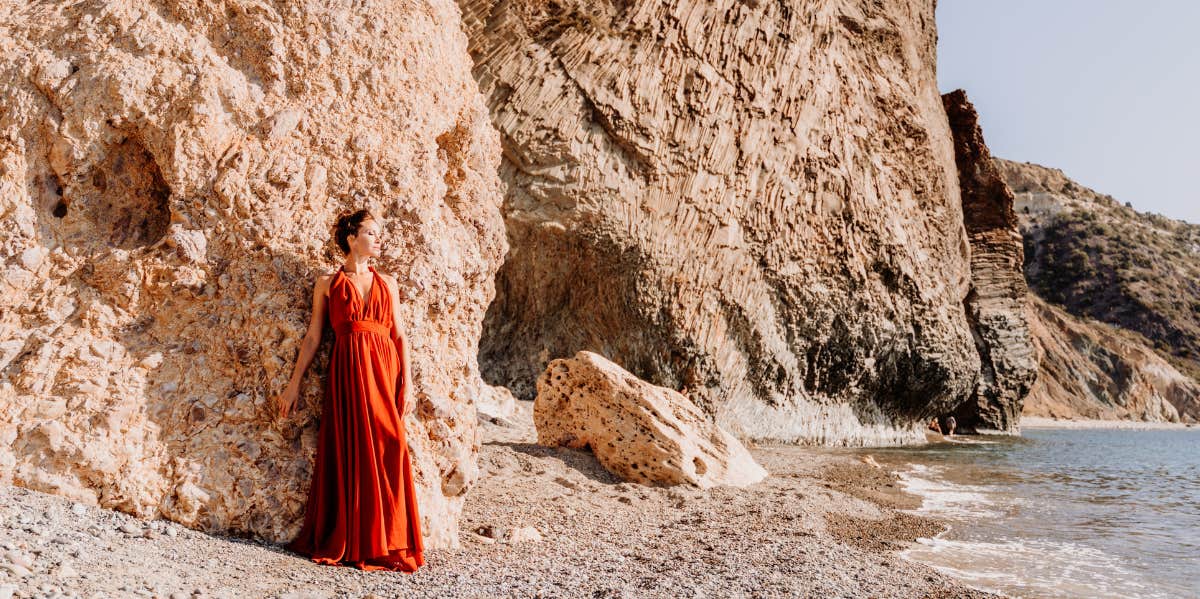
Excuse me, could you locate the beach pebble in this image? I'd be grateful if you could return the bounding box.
[4,550,33,570]
[0,561,31,578]
[54,562,77,578]
[480,526,543,544]
[466,531,495,544]
[118,523,143,535]
[165,525,178,538]
[0,583,15,599]
[278,590,332,599]
[70,503,87,516]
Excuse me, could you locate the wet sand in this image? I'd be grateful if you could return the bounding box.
[0,404,993,598]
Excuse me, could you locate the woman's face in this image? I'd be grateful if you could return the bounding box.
[348,218,382,258]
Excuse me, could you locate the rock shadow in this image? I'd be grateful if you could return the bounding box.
[491,442,623,486]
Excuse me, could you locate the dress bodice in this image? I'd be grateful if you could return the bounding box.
[327,266,393,337]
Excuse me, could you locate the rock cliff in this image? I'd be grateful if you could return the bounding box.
[1025,296,1192,422]
[0,0,506,546]
[1001,159,1200,421]
[940,91,1036,433]
[461,0,979,444]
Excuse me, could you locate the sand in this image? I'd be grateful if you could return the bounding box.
[0,403,993,598]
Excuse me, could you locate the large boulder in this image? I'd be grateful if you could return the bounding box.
[941,90,1038,433]
[534,351,767,488]
[461,0,979,445]
[0,0,506,547]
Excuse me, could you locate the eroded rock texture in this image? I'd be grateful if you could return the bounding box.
[941,91,1037,433]
[534,351,767,488]
[463,0,978,444]
[0,0,506,547]
[1026,296,1193,423]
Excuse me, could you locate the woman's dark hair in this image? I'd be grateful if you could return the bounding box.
[333,209,375,254]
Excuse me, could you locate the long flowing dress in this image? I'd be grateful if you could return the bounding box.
[288,265,425,572]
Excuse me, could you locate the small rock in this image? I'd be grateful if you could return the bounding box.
[476,524,544,544]
[118,523,143,535]
[466,532,495,545]
[4,550,33,569]
[0,562,32,578]
[170,593,189,599]
[55,562,77,578]
[507,526,543,544]
[143,529,158,539]
[278,590,332,599]
[70,504,87,516]
[165,525,178,538]
[0,583,16,599]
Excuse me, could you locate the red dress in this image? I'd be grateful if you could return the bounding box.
[288,266,425,572]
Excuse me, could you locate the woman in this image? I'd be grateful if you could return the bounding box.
[276,209,424,572]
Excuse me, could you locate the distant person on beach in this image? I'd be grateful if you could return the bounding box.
[276,209,424,572]
[928,418,942,435]
[945,416,957,437]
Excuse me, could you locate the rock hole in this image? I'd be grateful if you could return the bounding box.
[84,138,171,249]
[41,173,66,217]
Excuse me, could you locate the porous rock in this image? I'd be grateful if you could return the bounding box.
[0,0,506,547]
[534,351,767,488]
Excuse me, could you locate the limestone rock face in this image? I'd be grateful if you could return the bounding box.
[535,351,767,488]
[1025,296,1193,423]
[0,0,506,547]
[463,0,978,444]
[940,91,1037,433]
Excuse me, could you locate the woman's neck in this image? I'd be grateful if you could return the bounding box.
[343,255,371,274]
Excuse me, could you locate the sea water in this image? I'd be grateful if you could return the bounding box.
[864,428,1200,598]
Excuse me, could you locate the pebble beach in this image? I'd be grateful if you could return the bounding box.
[0,405,992,599]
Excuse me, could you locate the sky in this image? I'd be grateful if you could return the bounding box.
[936,1,1200,224]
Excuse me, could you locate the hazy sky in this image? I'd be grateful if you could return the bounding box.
[936,1,1200,224]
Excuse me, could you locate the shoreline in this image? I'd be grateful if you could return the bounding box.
[1021,416,1199,430]
[0,408,995,598]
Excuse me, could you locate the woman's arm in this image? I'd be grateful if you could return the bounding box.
[276,274,330,419]
[383,273,415,417]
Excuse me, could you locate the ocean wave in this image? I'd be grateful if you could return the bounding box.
[897,464,1006,519]
[903,535,1175,598]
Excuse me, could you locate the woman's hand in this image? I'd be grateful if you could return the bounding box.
[276,383,300,420]
[401,377,416,417]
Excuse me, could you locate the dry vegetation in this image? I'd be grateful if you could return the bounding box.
[1002,159,1200,382]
